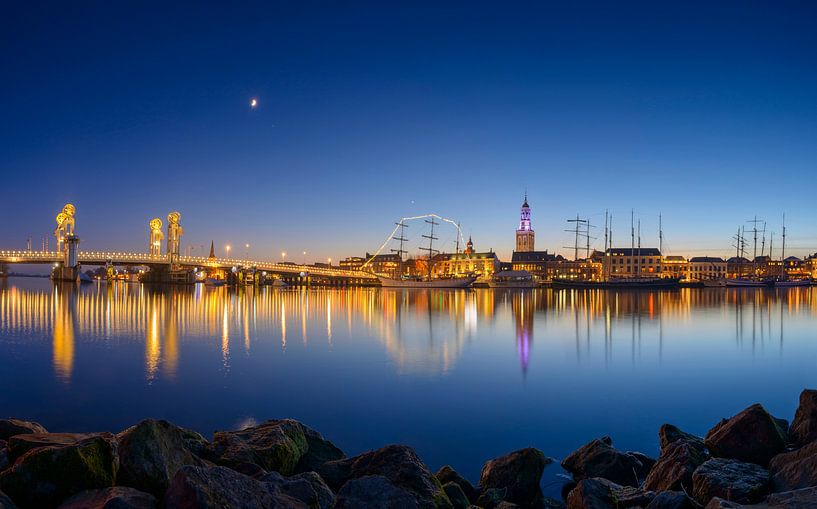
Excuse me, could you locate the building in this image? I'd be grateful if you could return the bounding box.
[511,250,560,281]
[515,196,535,252]
[662,255,689,280]
[602,248,663,277]
[338,256,365,271]
[342,253,402,278]
[688,257,727,281]
[431,237,500,280]
[726,257,752,278]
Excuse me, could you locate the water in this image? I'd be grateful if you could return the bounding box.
[1,278,815,492]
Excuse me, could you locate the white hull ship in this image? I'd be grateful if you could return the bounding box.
[377,275,477,288]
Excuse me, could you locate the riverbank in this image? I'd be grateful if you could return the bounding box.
[1,389,816,508]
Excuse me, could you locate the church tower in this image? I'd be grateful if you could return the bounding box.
[515,195,535,252]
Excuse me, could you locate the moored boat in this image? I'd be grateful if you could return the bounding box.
[725,278,772,288]
[551,276,681,289]
[773,278,811,287]
[488,270,538,288]
[377,275,477,288]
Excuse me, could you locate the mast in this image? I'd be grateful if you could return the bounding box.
[604,210,609,252]
[420,217,439,279]
[455,222,461,253]
[760,222,766,257]
[630,210,635,276]
[565,215,588,261]
[391,220,409,261]
[659,213,663,254]
[637,219,642,277]
[781,213,786,278]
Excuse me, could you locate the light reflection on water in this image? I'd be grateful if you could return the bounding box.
[0,278,815,491]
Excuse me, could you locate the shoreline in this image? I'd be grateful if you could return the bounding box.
[1,389,816,508]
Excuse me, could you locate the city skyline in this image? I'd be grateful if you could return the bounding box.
[3,2,816,261]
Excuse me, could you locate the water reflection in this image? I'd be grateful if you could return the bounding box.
[0,283,815,383]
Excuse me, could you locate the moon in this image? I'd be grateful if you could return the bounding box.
[250,98,258,108]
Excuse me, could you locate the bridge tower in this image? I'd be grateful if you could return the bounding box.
[149,218,164,256]
[52,203,81,281]
[166,212,183,266]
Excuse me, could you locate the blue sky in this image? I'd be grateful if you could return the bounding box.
[2,1,816,261]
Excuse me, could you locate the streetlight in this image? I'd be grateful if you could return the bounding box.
[225,245,231,258]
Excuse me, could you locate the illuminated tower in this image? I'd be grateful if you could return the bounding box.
[515,195,535,252]
[464,236,474,255]
[166,211,183,265]
[149,218,164,256]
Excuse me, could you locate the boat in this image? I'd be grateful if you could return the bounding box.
[377,275,477,288]
[205,278,225,287]
[725,278,772,288]
[488,270,538,288]
[78,272,93,284]
[270,278,288,287]
[551,276,681,289]
[701,279,727,287]
[773,278,811,287]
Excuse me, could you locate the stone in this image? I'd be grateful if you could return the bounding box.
[790,389,817,446]
[658,424,705,453]
[704,499,740,509]
[117,419,211,498]
[0,441,8,472]
[475,487,506,509]
[495,503,521,509]
[691,458,770,506]
[561,437,649,487]
[644,491,694,509]
[0,490,17,509]
[566,477,654,509]
[764,486,817,508]
[435,465,479,504]
[442,482,469,509]
[163,465,306,509]
[704,404,787,466]
[7,432,106,461]
[0,433,119,508]
[210,419,308,475]
[0,420,47,442]
[334,475,417,508]
[293,425,345,474]
[57,487,158,509]
[317,445,451,508]
[262,470,335,509]
[628,451,656,472]
[644,438,710,492]
[479,447,551,507]
[769,440,817,491]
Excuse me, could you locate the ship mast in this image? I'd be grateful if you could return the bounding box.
[781,213,786,278]
[420,217,439,279]
[391,220,409,275]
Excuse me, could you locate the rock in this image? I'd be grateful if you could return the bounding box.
[435,466,479,504]
[658,424,705,453]
[0,433,119,508]
[0,489,17,509]
[479,447,551,507]
[495,503,521,509]
[691,458,770,506]
[57,487,158,509]
[628,451,656,472]
[561,437,649,487]
[704,499,740,509]
[317,445,450,508]
[769,439,817,491]
[334,475,417,508]
[442,482,469,509]
[117,419,211,498]
[644,491,694,509]
[293,426,345,474]
[0,420,47,442]
[764,486,817,508]
[644,437,710,492]
[566,477,654,509]
[262,470,334,509]
[210,419,308,475]
[7,432,107,461]
[704,404,787,466]
[0,441,8,472]
[475,487,506,509]
[163,465,306,509]
[790,389,817,446]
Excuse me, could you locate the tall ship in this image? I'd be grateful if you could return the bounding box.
[373,217,476,289]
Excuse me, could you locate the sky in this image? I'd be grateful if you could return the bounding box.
[2,1,816,262]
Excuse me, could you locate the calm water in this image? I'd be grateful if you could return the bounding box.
[1,278,816,491]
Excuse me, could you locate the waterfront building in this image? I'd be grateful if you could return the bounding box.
[431,238,500,280]
[342,253,402,278]
[515,196,535,252]
[662,255,689,280]
[511,251,560,281]
[726,257,752,278]
[602,248,663,277]
[688,257,727,281]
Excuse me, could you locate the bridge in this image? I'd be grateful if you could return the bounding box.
[0,203,377,285]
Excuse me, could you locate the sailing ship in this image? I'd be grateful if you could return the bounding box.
[374,217,476,288]
[771,214,811,287]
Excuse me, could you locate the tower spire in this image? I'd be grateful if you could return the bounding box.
[208,240,215,260]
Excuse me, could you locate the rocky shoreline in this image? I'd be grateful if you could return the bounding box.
[1,389,816,509]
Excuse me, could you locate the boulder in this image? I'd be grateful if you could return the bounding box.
[163,465,306,509]
[7,432,107,461]
[644,437,710,492]
[644,491,694,509]
[442,482,469,509]
[0,420,47,442]
[764,486,817,508]
[704,404,787,466]
[0,433,118,508]
[0,441,8,472]
[116,419,211,498]
[561,437,649,487]
[293,426,345,474]
[475,487,506,509]
[334,475,417,508]
[495,503,521,509]
[435,465,479,503]
[317,445,450,508]
[769,439,817,491]
[479,447,550,507]
[566,477,654,509]
[210,419,308,475]
[703,499,740,509]
[790,389,817,446]
[691,458,770,506]
[0,490,17,509]
[658,424,705,453]
[262,471,334,509]
[57,487,158,509]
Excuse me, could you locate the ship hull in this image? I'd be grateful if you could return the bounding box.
[551,277,681,289]
[725,279,772,288]
[377,276,477,288]
[774,279,811,287]
[487,281,539,288]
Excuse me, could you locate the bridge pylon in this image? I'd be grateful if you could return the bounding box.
[52,203,81,282]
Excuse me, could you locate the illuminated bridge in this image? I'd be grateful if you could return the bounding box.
[0,203,377,285]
